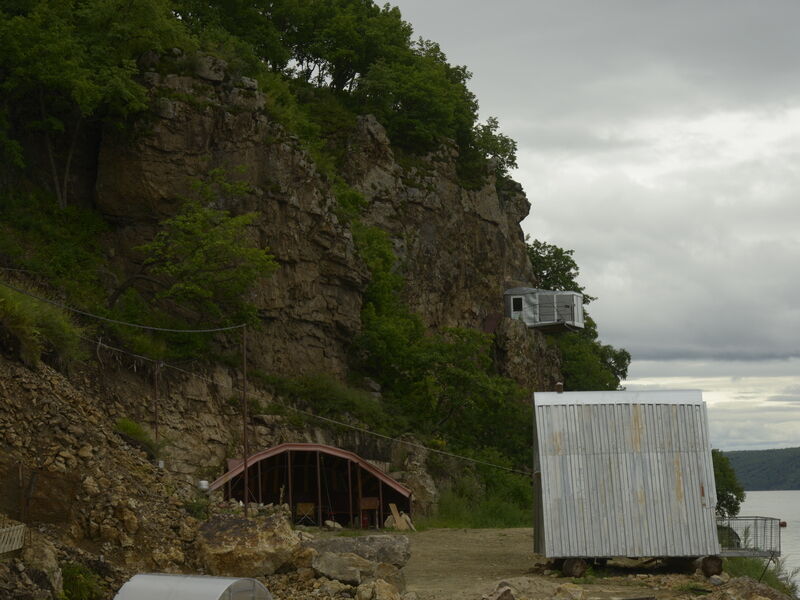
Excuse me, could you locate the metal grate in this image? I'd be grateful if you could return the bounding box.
[0,518,26,555]
[717,516,781,558]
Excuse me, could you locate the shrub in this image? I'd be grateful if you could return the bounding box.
[61,563,104,600]
[724,556,799,598]
[114,418,164,460]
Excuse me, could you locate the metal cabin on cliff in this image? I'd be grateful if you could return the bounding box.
[533,390,722,570]
[504,287,584,332]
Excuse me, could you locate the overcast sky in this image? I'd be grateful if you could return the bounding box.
[391,0,800,451]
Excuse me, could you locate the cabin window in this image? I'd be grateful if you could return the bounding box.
[512,297,523,312]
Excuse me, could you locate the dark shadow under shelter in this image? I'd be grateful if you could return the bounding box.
[209,443,413,528]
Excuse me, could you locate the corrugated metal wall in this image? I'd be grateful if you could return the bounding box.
[534,391,720,558]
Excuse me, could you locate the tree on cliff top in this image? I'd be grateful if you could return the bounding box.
[527,238,630,390]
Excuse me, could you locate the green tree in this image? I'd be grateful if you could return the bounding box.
[358,39,477,152]
[472,116,518,177]
[526,238,594,302]
[526,238,630,390]
[713,449,746,517]
[109,170,277,325]
[353,223,529,457]
[0,0,189,207]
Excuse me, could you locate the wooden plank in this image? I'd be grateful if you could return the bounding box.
[389,503,408,530]
[402,513,416,532]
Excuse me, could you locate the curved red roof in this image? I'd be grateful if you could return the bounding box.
[208,442,412,497]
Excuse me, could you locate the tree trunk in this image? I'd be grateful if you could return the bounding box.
[61,115,82,209]
[40,91,64,208]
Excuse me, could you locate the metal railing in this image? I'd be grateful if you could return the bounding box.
[717,516,781,558]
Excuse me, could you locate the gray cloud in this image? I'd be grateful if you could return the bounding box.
[392,0,800,449]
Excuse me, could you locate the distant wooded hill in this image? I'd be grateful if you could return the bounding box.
[726,447,800,490]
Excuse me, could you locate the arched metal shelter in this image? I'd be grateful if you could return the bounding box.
[209,443,413,528]
[114,574,272,600]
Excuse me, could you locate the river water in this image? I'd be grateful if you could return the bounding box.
[740,490,800,582]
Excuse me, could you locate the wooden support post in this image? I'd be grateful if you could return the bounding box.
[287,451,293,520]
[357,467,363,529]
[347,460,353,527]
[378,481,384,529]
[257,459,262,504]
[316,451,323,527]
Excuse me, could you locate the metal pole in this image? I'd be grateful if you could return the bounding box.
[316,451,323,527]
[242,325,249,518]
[153,362,160,443]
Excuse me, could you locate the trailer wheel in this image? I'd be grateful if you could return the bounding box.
[562,558,589,578]
[698,556,723,577]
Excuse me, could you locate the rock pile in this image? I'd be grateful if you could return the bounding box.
[0,358,200,577]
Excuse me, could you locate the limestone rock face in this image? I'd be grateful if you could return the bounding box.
[196,514,301,577]
[306,534,411,568]
[494,318,562,391]
[344,115,535,332]
[95,71,368,378]
[20,531,62,597]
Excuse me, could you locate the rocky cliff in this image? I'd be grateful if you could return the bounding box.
[0,56,563,597]
[90,56,553,381]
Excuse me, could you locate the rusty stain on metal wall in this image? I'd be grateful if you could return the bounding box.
[533,390,720,559]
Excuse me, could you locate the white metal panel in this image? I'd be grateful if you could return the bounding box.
[114,574,272,600]
[534,390,720,558]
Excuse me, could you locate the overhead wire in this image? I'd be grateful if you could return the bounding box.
[0,272,531,476]
[79,333,532,476]
[0,278,245,332]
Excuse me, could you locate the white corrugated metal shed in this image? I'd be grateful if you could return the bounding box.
[533,390,720,559]
[114,574,272,600]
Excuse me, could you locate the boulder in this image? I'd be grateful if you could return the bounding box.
[306,535,410,568]
[370,562,405,592]
[356,582,375,600]
[319,578,354,596]
[483,586,516,600]
[20,531,62,597]
[195,54,227,82]
[312,551,375,585]
[196,514,300,577]
[555,583,586,600]
[373,579,402,600]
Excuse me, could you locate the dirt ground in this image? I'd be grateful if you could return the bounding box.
[404,528,541,599]
[403,528,698,600]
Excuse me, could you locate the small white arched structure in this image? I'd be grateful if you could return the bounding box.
[114,574,272,600]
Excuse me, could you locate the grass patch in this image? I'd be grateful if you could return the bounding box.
[61,563,104,600]
[415,488,530,529]
[183,496,210,520]
[0,283,85,367]
[250,370,404,434]
[114,418,164,460]
[724,556,799,598]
